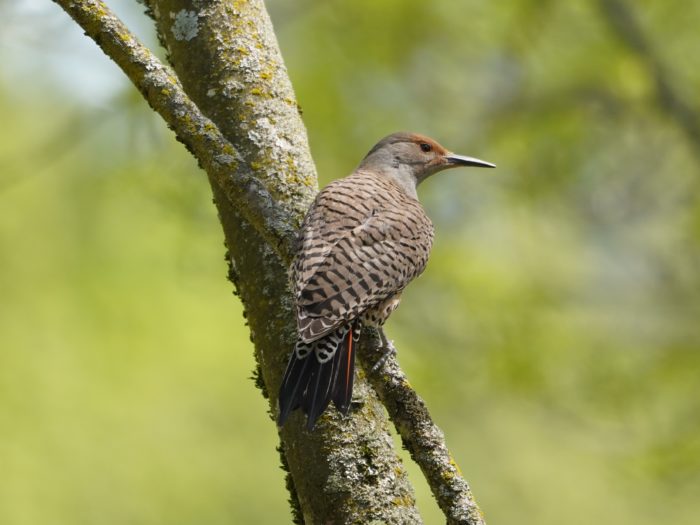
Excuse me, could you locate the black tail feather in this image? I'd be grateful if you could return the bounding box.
[277,323,359,430]
[302,352,336,430]
[277,349,314,426]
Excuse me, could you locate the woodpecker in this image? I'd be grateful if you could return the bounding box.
[278,132,495,430]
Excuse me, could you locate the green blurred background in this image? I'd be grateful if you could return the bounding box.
[2,0,699,523]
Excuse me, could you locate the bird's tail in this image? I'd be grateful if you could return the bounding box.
[277,322,360,430]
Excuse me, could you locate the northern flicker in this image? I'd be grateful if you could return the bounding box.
[278,132,495,430]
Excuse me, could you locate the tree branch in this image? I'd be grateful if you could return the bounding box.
[598,0,700,162]
[52,0,298,261]
[360,332,486,525]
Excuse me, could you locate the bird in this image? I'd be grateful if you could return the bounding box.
[277,132,495,430]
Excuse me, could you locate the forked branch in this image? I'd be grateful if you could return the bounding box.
[51,1,485,522]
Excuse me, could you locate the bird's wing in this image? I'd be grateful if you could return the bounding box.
[294,175,433,342]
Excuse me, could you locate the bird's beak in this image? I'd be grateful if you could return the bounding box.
[444,153,496,169]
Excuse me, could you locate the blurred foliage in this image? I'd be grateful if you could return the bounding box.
[1,0,699,524]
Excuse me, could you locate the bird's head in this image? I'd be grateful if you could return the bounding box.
[358,132,495,197]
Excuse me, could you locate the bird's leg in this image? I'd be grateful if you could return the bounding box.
[371,328,397,373]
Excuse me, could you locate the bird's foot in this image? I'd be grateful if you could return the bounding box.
[371,330,396,373]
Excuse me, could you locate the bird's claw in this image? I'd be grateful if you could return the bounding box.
[371,338,396,373]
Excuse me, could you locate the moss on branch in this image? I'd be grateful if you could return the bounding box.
[359,331,486,525]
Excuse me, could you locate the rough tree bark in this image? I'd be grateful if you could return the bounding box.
[51,1,485,523]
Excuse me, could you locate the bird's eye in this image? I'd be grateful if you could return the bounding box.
[419,142,432,153]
